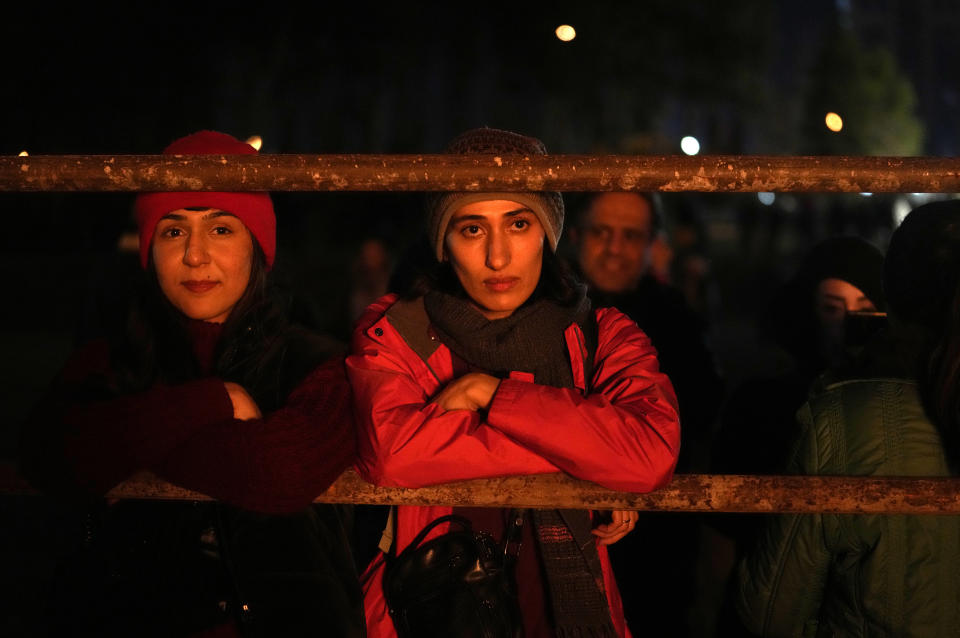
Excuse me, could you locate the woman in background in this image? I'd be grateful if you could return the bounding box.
[738,200,960,637]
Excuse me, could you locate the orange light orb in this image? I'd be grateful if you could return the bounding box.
[555,25,576,42]
[825,112,843,132]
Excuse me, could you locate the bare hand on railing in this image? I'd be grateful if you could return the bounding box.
[224,382,262,421]
[591,510,638,545]
[431,373,501,412]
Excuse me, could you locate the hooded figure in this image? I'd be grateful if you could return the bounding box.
[737,199,960,638]
[711,236,886,636]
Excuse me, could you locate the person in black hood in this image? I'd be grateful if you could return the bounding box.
[712,235,886,636]
[736,200,960,638]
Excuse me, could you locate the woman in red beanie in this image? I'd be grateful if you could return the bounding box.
[20,131,364,637]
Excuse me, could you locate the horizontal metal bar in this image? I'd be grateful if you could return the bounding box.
[3,154,960,193]
[4,465,960,514]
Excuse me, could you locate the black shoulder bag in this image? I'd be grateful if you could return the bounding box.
[382,511,525,638]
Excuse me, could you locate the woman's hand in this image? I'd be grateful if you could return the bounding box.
[431,373,501,412]
[224,382,262,421]
[591,510,638,545]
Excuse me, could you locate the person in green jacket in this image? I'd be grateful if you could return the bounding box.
[736,199,960,638]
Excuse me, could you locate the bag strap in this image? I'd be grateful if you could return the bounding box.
[390,514,474,561]
[502,508,525,564]
[212,504,254,625]
[378,507,396,555]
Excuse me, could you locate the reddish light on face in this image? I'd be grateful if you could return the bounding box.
[151,208,254,323]
[444,199,545,320]
[815,278,877,347]
[577,193,655,294]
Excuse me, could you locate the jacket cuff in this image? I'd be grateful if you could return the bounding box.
[486,377,527,423]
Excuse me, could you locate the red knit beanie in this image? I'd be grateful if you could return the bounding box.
[134,131,276,269]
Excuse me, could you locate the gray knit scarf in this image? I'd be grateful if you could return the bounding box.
[423,289,617,638]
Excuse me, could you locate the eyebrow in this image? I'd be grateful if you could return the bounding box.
[159,210,237,222]
[822,294,870,303]
[450,207,532,224]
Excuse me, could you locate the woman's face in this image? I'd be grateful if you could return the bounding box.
[444,199,545,320]
[152,208,254,323]
[815,277,877,344]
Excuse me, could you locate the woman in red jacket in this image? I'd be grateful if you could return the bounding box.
[20,131,363,637]
[347,128,681,638]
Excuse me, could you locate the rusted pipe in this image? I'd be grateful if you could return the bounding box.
[3,154,960,193]
[319,471,960,514]
[4,465,960,514]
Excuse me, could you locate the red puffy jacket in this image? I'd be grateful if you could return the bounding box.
[346,294,681,638]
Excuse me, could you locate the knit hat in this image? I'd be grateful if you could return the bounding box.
[134,130,276,269]
[428,127,564,261]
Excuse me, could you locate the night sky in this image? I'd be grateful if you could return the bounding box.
[10,0,944,155]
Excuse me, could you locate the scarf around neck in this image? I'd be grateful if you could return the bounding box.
[423,287,616,637]
[423,288,592,388]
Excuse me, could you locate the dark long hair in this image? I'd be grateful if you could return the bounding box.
[392,234,583,308]
[112,242,288,399]
[884,200,960,470]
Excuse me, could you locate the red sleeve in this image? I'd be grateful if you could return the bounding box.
[346,298,560,488]
[19,341,234,496]
[485,308,681,492]
[154,357,357,514]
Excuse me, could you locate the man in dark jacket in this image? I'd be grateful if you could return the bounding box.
[568,192,724,637]
[570,192,723,470]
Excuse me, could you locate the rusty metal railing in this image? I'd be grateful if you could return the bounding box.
[4,465,960,514]
[3,152,959,514]
[3,154,960,193]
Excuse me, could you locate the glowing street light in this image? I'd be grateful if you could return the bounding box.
[825,112,843,132]
[555,25,576,42]
[680,136,700,156]
[245,135,263,151]
[18,150,28,157]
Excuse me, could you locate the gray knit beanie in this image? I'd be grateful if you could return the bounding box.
[428,127,565,261]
